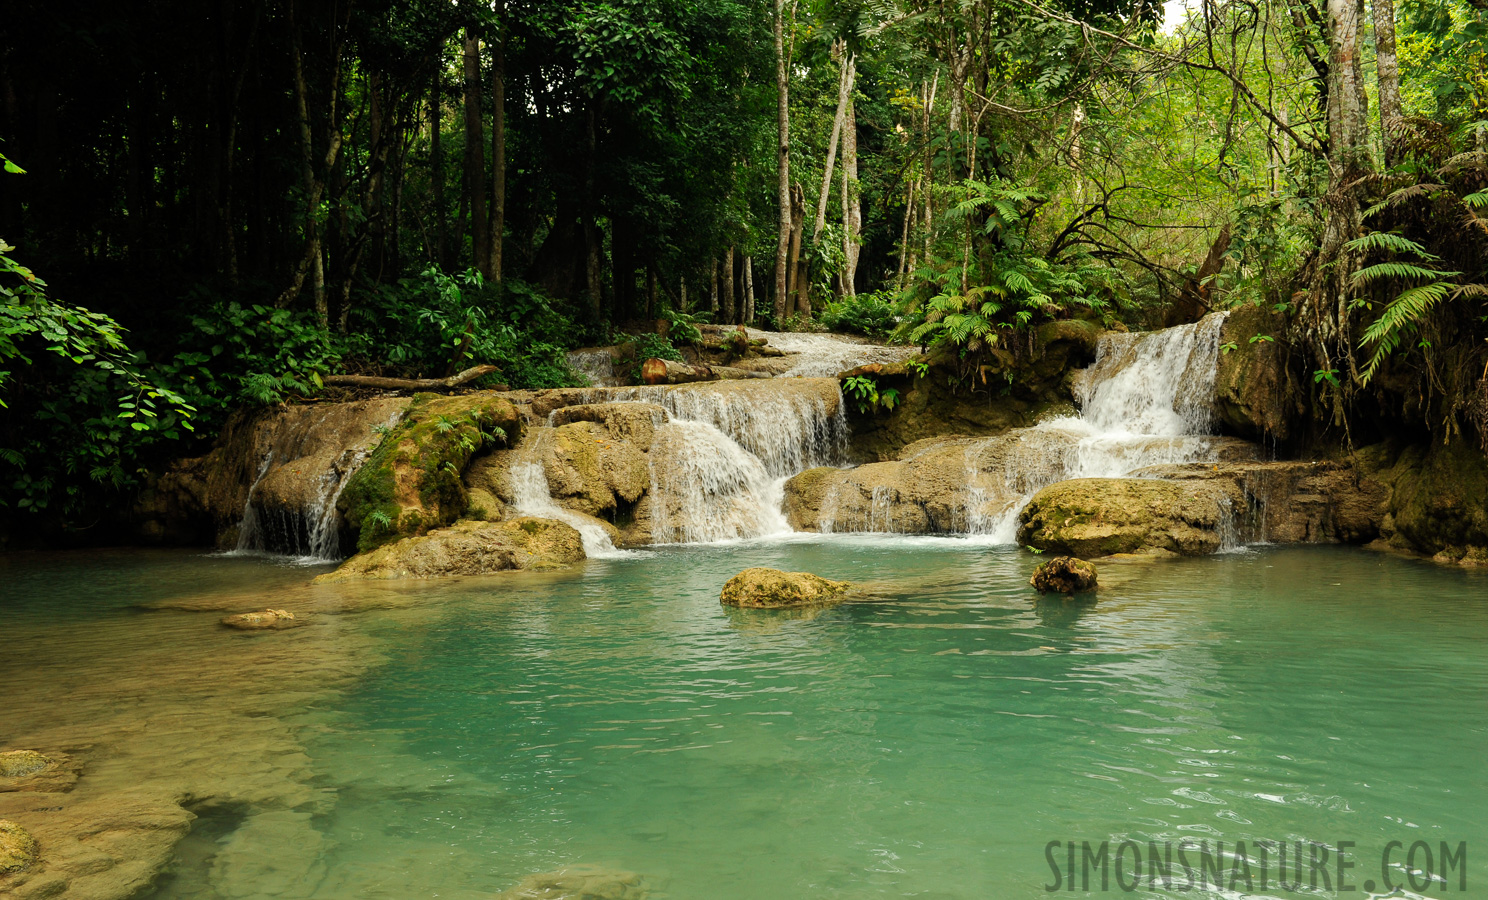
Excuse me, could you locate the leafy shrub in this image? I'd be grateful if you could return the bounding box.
[817,292,899,339]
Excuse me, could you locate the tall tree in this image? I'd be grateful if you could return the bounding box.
[773,0,793,325]
[463,25,490,278]
[1373,0,1403,166]
[489,0,507,281]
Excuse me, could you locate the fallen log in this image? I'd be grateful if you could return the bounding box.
[641,358,716,385]
[640,358,772,384]
[323,364,504,393]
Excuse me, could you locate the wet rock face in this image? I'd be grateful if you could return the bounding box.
[0,820,38,875]
[1360,440,1488,562]
[1030,557,1098,593]
[315,517,584,582]
[1017,478,1237,558]
[1213,305,1304,442]
[720,567,852,608]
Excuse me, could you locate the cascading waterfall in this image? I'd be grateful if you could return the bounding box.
[508,457,635,559]
[648,419,793,544]
[971,311,1231,541]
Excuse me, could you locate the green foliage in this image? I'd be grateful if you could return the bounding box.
[1344,231,1471,386]
[817,292,899,339]
[842,374,900,414]
[627,332,684,382]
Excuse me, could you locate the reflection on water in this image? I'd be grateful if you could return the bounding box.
[1,543,1486,899]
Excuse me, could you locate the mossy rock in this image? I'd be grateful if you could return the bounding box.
[315,517,584,582]
[1018,478,1233,557]
[1214,305,1304,441]
[1030,556,1098,593]
[0,820,37,875]
[1361,440,1488,558]
[720,567,852,609]
[338,393,522,552]
[0,751,49,780]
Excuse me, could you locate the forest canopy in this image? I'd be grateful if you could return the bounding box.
[1,0,1485,525]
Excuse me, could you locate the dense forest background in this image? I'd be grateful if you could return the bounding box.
[1,0,1485,529]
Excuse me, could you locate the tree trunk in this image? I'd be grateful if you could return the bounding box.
[431,74,446,269]
[840,59,860,298]
[812,47,853,242]
[584,103,602,316]
[1302,0,1374,425]
[922,73,937,266]
[723,247,736,324]
[1373,0,1402,166]
[789,182,808,319]
[743,256,755,324]
[710,257,720,316]
[680,276,689,313]
[489,0,507,280]
[897,180,917,288]
[463,27,490,278]
[772,0,792,326]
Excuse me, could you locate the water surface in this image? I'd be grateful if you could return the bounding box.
[2,542,1485,898]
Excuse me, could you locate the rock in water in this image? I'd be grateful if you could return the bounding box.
[0,751,49,780]
[1018,478,1235,557]
[720,567,851,608]
[315,517,585,582]
[0,820,38,875]
[495,864,648,899]
[1030,556,1098,594]
[221,609,302,630]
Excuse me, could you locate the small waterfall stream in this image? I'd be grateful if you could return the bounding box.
[971,311,1232,541]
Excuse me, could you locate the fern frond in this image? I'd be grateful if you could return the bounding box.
[1358,281,1454,385]
[1352,262,1458,284]
[1463,191,1488,209]
[1344,232,1438,260]
[1451,283,1488,300]
[1363,183,1445,218]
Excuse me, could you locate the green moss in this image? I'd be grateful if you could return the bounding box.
[339,393,522,552]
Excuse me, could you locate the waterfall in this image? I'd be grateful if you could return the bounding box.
[229,403,405,563]
[972,311,1231,542]
[508,458,634,559]
[745,328,915,377]
[648,420,792,544]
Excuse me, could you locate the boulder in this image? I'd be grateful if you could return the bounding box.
[221,609,303,630]
[0,753,48,781]
[0,751,79,794]
[549,402,667,453]
[337,393,522,552]
[543,422,652,517]
[1030,556,1098,593]
[720,567,851,608]
[1017,478,1239,557]
[1134,458,1385,544]
[315,517,584,582]
[1358,440,1488,562]
[1213,305,1304,441]
[0,820,37,875]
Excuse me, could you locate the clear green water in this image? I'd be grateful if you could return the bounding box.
[3,541,1487,898]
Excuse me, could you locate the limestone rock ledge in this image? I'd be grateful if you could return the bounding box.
[1017,478,1236,557]
[314,518,584,582]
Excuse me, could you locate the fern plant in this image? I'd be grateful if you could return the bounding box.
[1346,230,1474,385]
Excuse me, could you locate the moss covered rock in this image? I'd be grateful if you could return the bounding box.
[1214,305,1304,441]
[1030,556,1098,593]
[315,517,584,582]
[1361,440,1488,561]
[0,820,37,875]
[221,609,303,630]
[338,393,522,552]
[720,567,852,608]
[1018,478,1235,557]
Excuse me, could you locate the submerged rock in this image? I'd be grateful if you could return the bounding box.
[0,751,79,794]
[0,752,49,780]
[1018,478,1236,557]
[0,820,38,875]
[221,609,303,631]
[496,864,648,899]
[720,567,852,609]
[315,517,584,582]
[1030,556,1098,593]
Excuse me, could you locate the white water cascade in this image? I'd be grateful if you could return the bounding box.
[746,328,915,377]
[508,456,636,559]
[970,310,1232,541]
